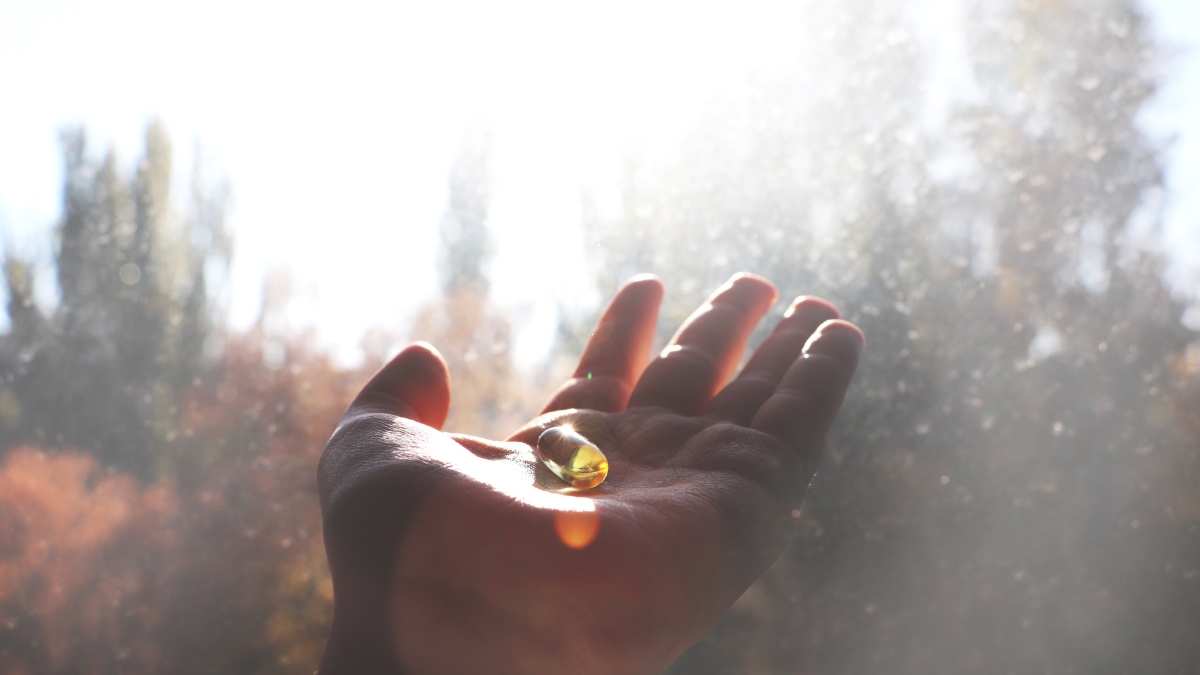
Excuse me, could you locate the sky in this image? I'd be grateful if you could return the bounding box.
[1,0,1198,366]
[1142,0,1200,301]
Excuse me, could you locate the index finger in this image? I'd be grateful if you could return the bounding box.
[540,275,664,414]
[627,273,778,415]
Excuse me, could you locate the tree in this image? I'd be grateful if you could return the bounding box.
[0,122,230,478]
[437,125,495,297]
[412,126,548,439]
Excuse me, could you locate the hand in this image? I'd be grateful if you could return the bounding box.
[317,274,864,675]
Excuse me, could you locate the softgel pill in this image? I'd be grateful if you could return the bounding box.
[535,426,609,489]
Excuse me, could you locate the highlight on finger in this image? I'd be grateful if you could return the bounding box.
[749,319,864,474]
[627,273,778,415]
[541,274,664,414]
[344,342,452,430]
[704,295,841,425]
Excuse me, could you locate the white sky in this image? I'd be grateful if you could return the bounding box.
[1143,0,1200,297]
[1,0,1197,366]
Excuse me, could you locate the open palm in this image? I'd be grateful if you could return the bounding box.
[317,274,863,675]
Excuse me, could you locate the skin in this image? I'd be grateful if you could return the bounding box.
[317,273,864,675]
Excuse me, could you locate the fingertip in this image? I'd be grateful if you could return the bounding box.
[398,341,451,382]
[356,341,452,429]
[713,272,779,311]
[617,274,666,305]
[408,341,448,366]
[729,271,772,285]
[626,272,664,287]
[783,296,840,320]
[802,320,865,371]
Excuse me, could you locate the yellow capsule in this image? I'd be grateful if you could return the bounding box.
[536,426,609,489]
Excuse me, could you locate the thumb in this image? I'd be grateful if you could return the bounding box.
[343,342,451,430]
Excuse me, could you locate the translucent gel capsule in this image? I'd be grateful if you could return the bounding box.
[536,426,609,489]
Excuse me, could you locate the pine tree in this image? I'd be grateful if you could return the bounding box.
[412,126,540,439]
[437,125,494,296]
[0,123,230,478]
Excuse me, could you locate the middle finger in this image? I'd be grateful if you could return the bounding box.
[627,273,777,415]
[704,295,840,425]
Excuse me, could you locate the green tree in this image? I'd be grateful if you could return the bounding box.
[412,126,546,439]
[437,125,494,296]
[0,122,230,478]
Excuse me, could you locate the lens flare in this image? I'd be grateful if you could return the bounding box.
[554,509,601,549]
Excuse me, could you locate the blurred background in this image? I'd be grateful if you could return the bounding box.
[2,0,1199,673]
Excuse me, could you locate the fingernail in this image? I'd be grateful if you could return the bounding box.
[803,320,865,369]
[626,273,662,284]
[783,296,840,320]
[713,273,778,308]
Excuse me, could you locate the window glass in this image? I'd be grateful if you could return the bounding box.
[1,0,1197,673]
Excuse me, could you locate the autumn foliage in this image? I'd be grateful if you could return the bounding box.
[0,449,176,674]
[0,121,557,673]
[0,328,362,674]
